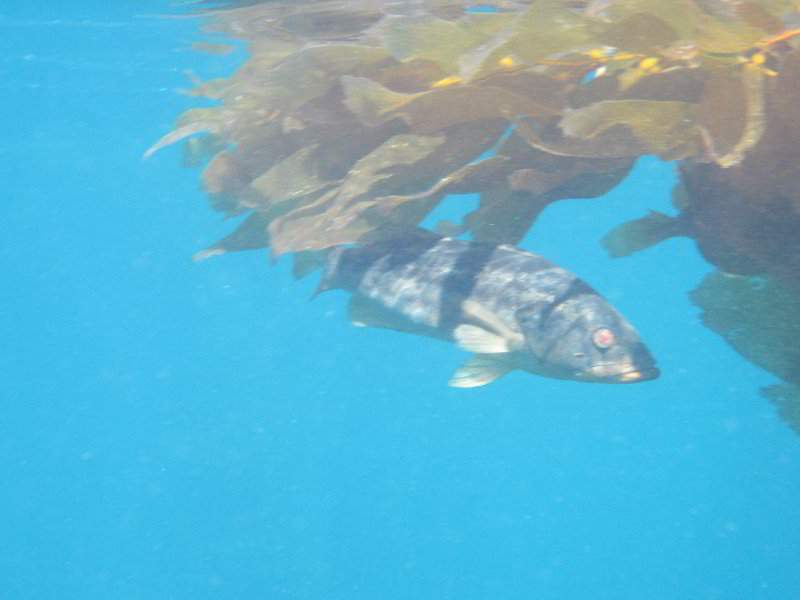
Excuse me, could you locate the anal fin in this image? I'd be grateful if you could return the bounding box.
[449,354,513,388]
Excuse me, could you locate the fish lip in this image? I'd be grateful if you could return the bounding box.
[582,363,660,383]
[614,366,660,383]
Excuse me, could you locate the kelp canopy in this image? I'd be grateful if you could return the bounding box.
[154,0,800,432]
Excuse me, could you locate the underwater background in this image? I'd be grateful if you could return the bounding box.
[2,2,799,599]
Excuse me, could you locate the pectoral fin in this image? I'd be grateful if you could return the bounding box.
[448,354,513,388]
[453,324,510,354]
[461,300,525,350]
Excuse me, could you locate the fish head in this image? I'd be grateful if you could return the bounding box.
[517,293,659,383]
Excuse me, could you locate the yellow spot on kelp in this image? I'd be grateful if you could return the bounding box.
[431,75,462,88]
[588,48,607,60]
[638,57,659,71]
[498,56,515,68]
[748,52,777,75]
[757,27,800,48]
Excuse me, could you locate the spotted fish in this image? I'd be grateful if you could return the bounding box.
[318,231,659,387]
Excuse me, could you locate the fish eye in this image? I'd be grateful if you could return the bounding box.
[592,328,615,349]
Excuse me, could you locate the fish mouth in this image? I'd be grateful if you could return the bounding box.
[614,366,660,383]
[584,363,660,383]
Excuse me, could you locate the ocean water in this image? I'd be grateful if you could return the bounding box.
[1,3,799,600]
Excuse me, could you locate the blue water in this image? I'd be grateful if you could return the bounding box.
[2,4,799,599]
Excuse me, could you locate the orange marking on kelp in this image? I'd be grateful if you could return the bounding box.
[757,28,800,48]
[430,75,462,88]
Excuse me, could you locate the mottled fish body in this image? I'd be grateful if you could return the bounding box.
[320,233,658,386]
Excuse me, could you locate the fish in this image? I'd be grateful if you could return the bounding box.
[318,229,659,387]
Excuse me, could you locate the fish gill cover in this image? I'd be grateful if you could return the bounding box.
[150,0,800,434]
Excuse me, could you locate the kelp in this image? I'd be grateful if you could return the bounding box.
[560,99,700,158]
[341,75,562,131]
[153,0,800,433]
[151,0,800,260]
[691,272,800,433]
[691,272,800,387]
[762,385,800,435]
